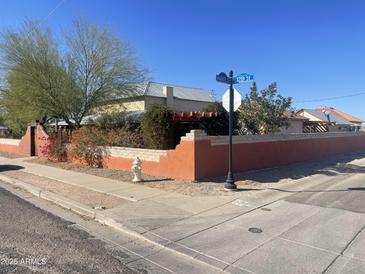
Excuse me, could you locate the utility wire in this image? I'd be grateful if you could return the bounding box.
[0,0,66,92]
[294,91,365,104]
[40,0,67,25]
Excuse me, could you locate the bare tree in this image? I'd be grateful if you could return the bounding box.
[0,19,147,130]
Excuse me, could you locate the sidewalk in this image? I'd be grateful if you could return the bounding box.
[1,155,365,273]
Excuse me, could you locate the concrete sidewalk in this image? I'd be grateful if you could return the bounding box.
[1,156,365,273]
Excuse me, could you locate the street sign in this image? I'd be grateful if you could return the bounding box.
[233,73,254,84]
[222,88,242,112]
[216,72,230,84]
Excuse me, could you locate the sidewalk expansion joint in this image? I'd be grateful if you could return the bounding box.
[0,173,228,273]
[174,198,283,244]
[322,224,365,274]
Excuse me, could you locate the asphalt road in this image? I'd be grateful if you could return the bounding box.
[0,186,137,274]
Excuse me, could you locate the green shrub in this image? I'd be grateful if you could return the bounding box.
[141,104,174,149]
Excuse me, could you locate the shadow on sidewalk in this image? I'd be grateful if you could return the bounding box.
[269,187,365,193]
[205,151,365,184]
[235,188,262,192]
[0,165,24,172]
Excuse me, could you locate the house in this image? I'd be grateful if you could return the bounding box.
[101,81,215,113]
[297,109,354,132]
[316,107,363,131]
[48,82,215,128]
[278,111,308,134]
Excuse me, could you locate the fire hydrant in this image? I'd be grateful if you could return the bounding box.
[131,157,142,182]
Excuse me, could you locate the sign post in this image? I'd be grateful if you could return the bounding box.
[225,70,236,190]
[216,70,254,191]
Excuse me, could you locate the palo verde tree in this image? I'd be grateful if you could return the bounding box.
[0,19,146,131]
[237,82,292,134]
[0,70,48,136]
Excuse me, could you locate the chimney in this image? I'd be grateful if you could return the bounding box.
[163,86,174,109]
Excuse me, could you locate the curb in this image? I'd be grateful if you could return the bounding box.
[0,173,228,273]
[0,174,96,219]
[18,166,139,202]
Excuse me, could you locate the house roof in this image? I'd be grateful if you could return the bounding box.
[283,111,309,121]
[133,81,215,103]
[316,107,363,123]
[299,109,353,125]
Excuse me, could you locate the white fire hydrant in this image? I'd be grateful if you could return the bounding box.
[131,157,142,182]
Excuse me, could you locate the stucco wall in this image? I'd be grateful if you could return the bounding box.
[278,120,303,134]
[191,131,365,179]
[0,139,21,155]
[172,98,211,112]
[0,125,34,156]
[100,131,365,180]
[119,100,145,111]
[145,96,212,111]
[3,126,365,181]
[144,96,166,110]
[97,99,145,112]
[96,96,211,113]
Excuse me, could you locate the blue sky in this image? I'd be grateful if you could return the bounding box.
[1,0,365,119]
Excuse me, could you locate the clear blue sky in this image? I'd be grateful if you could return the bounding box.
[1,0,365,119]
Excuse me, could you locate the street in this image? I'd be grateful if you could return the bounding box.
[0,186,138,274]
[1,154,365,273]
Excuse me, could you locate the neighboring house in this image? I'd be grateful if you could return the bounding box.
[48,82,215,127]
[100,81,215,113]
[316,107,363,131]
[297,109,354,132]
[278,111,308,134]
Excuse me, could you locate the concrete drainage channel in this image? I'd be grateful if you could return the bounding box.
[0,174,229,273]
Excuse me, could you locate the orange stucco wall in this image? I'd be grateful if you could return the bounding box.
[18,127,32,156]
[0,144,21,155]
[2,125,365,181]
[194,135,365,179]
[103,140,196,180]
[0,126,34,156]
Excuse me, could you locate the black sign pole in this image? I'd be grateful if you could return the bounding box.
[224,70,237,191]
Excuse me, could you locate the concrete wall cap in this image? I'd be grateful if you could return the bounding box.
[209,132,365,145]
[0,138,21,146]
[181,129,209,141]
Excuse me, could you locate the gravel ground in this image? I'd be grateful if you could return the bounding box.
[25,158,241,196]
[11,152,365,197]
[2,170,129,209]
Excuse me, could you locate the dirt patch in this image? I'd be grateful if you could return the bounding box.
[2,170,129,209]
[0,152,24,159]
[27,158,163,182]
[25,158,248,196]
